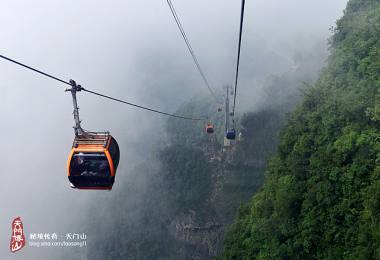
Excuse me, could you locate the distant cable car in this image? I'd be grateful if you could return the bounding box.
[66,80,121,190]
[206,123,214,134]
[226,129,236,140]
[67,132,120,190]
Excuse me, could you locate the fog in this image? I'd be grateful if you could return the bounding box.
[0,0,347,259]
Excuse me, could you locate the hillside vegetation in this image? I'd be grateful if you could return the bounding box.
[220,0,380,259]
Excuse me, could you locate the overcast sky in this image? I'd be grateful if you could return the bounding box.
[0,0,347,259]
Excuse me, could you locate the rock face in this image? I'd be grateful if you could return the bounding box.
[165,146,225,259]
[166,141,264,259]
[170,211,223,259]
[86,104,293,260]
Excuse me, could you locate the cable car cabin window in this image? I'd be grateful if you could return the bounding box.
[70,153,110,177]
[108,137,120,169]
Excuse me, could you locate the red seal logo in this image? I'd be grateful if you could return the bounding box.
[10,217,26,253]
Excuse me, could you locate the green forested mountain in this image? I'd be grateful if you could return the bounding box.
[220,0,380,259]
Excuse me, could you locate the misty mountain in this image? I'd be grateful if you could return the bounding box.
[220,0,380,258]
[0,1,348,259]
[82,40,326,259]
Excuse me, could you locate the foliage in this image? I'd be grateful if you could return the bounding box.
[220,0,380,259]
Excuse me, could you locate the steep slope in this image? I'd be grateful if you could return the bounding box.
[82,41,326,259]
[84,97,267,259]
[220,0,380,259]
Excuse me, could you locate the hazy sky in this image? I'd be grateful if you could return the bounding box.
[0,0,347,259]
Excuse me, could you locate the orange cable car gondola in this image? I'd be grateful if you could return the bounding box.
[66,80,120,190]
[67,132,120,190]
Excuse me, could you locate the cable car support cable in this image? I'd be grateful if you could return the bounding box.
[0,54,206,121]
[166,0,221,104]
[0,54,71,87]
[232,0,246,117]
[82,88,205,121]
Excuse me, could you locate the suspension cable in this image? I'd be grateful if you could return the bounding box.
[0,54,71,86]
[82,88,205,121]
[232,0,246,116]
[166,0,221,104]
[0,54,206,121]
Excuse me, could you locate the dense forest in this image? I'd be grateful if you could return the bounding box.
[220,0,380,259]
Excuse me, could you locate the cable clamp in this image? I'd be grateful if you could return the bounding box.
[65,79,84,92]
